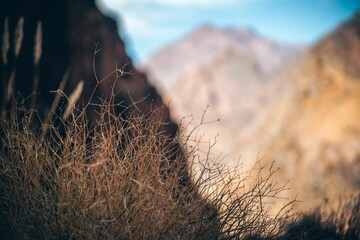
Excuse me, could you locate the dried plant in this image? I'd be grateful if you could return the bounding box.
[14,17,24,58]
[33,21,42,66]
[43,68,70,128]
[2,17,25,106]
[2,16,358,240]
[5,72,14,102]
[0,99,297,239]
[1,18,9,115]
[62,80,84,120]
[282,194,360,239]
[30,21,43,110]
[1,18,9,65]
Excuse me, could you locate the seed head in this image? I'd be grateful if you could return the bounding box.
[2,18,9,64]
[34,21,42,66]
[62,80,84,120]
[14,17,24,58]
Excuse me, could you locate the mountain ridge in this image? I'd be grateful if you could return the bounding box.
[144,12,360,210]
[144,24,304,93]
[245,11,360,209]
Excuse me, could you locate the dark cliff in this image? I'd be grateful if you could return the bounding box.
[0,0,190,186]
[0,0,175,130]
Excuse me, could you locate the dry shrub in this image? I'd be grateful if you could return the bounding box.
[332,194,360,239]
[0,17,297,239]
[282,194,360,239]
[179,113,297,239]
[0,99,298,239]
[0,105,211,239]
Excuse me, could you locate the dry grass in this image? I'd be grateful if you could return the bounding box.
[0,106,202,239]
[281,194,360,239]
[2,16,344,240]
[0,19,297,237]
[0,100,297,239]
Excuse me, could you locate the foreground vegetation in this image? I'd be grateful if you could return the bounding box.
[0,17,359,239]
[1,89,359,240]
[0,100,298,239]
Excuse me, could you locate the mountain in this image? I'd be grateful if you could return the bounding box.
[144,13,360,210]
[143,24,304,162]
[144,25,303,93]
[248,11,360,209]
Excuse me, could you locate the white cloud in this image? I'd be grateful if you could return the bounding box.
[152,0,237,7]
[100,0,238,8]
[121,11,173,37]
[96,0,257,61]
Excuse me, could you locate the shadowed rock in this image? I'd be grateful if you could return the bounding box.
[0,2,220,237]
[0,0,190,189]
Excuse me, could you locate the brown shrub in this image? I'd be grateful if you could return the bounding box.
[0,19,297,238]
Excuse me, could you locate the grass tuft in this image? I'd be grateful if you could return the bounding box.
[2,16,359,240]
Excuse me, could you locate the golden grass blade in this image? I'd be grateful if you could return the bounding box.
[5,71,15,102]
[62,80,84,120]
[14,17,24,58]
[43,68,70,128]
[34,21,42,66]
[1,18,10,114]
[1,18,9,65]
[30,22,43,110]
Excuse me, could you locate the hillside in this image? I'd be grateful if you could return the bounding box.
[144,25,303,93]
[250,11,360,209]
[144,13,360,210]
[144,25,303,159]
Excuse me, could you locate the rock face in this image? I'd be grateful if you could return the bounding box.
[144,12,360,210]
[144,24,304,161]
[253,11,360,209]
[144,25,303,93]
[1,0,172,124]
[0,0,186,184]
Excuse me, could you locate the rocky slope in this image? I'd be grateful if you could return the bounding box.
[250,12,360,209]
[144,25,302,93]
[145,13,360,210]
[144,24,304,162]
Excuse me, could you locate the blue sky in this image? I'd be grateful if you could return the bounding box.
[97,0,360,64]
